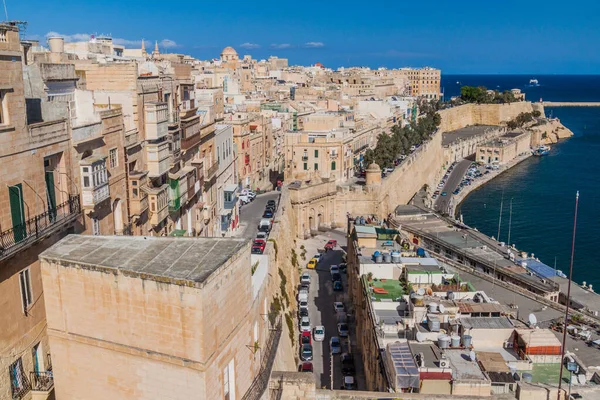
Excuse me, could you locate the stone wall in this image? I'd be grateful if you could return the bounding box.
[437,102,535,133]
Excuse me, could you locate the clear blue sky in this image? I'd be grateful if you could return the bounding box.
[7,0,600,74]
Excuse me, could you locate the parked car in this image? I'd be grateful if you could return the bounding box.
[263,210,274,218]
[300,316,311,332]
[313,253,324,262]
[307,258,318,269]
[313,326,325,342]
[299,300,309,311]
[251,239,266,254]
[301,344,313,361]
[301,330,312,345]
[338,323,349,337]
[343,376,356,390]
[339,263,347,272]
[325,240,337,250]
[333,280,343,291]
[298,308,309,318]
[241,189,256,200]
[334,302,345,314]
[441,192,447,196]
[341,353,355,376]
[330,337,342,354]
[298,289,309,302]
[267,199,276,207]
[331,273,342,283]
[300,362,313,373]
[300,282,310,293]
[256,232,268,240]
[330,265,340,275]
[300,273,311,285]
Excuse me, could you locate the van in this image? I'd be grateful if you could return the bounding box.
[298,289,309,302]
[258,218,272,232]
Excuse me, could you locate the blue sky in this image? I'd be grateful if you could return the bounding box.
[8,0,600,74]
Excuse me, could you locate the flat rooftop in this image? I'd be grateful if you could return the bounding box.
[460,317,515,330]
[370,278,404,301]
[408,342,443,368]
[445,350,487,381]
[442,125,498,146]
[40,235,249,285]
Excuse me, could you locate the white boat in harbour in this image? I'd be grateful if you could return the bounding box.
[528,79,540,87]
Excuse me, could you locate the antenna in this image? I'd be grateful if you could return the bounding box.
[469,350,476,361]
[2,0,8,21]
[528,313,537,327]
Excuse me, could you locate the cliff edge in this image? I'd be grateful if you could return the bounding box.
[529,118,574,146]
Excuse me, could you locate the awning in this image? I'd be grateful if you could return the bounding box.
[169,229,187,237]
[224,184,238,193]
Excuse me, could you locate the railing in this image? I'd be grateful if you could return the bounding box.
[206,161,219,179]
[241,315,282,400]
[124,130,139,147]
[169,111,180,125]
[0,195,81,261]
[30,371,54,392]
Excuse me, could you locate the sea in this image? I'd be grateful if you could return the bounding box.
[444,75,600,287]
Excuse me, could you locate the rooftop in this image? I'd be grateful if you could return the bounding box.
[460,317,515,330]
[408,342,443,369]
[516,329,562,348]
[445,350,487,381]
[40,235,249,285]
[369,278,404,301]
[442,125,499,146]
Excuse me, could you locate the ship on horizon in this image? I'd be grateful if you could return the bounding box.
[528,78,540,87]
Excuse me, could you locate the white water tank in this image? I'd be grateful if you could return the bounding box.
[438,335,450,349]
[48,37,64,53]
[429,302,438,313]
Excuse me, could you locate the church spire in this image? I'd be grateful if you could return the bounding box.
[141,39,147,57]
[152,40,160,58]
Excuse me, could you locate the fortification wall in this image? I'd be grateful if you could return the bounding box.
[437,102,535,133]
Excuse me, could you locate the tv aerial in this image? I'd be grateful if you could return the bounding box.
[528,313,537,327]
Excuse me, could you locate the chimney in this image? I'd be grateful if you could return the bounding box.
[48,37,64,53]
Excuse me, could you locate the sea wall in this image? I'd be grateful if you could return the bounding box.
[530,118,574,146]
[437,102,536,133]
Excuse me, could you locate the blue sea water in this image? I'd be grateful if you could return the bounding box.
[444,75,600,286]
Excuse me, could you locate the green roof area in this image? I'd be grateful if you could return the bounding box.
[519,364,570,385]
[169,229,187,237]
[369,278,404,301]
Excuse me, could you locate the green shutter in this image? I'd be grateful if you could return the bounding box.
[45,171,57,222]
[9,184,26,243]
[331,161,336,171]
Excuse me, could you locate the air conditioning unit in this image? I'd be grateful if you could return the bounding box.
[504,341,514,349]
[439,359,450,368]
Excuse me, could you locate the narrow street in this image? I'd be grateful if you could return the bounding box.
[237,191,281,239]
[296,230,366,390]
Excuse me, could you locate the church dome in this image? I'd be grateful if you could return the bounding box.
[221,46,238,56]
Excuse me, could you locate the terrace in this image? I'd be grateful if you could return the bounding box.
[368,277,404,302]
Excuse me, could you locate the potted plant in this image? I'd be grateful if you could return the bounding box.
[367,272,373,282]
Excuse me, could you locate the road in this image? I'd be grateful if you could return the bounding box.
[297,230,366,390]
[237,191,281,239]
[434,159,471,213]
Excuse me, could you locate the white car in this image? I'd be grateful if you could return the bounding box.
[300,273,311,285]
[313,253,323,262]
[300,316,311,332]
[298,289,309,302]
[314,326,325,342]
[256,232,268,240]
[240,189,256,200]
[330,265,340,275]
[333,302,345,314]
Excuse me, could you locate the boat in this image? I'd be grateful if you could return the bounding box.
[528,79,540,87]
[533,145,550,156]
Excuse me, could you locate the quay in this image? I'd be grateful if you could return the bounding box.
[540,101,600,107]
[391,205,600,322]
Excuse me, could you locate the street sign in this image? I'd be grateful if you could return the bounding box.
[567,362,578,372]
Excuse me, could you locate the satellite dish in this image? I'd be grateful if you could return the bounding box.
[469,350,476,362]
[528,313,538,326]
[416,332,424,342]
[439,304,446,313]
[417,288,425,296]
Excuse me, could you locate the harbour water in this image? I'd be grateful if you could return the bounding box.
[444,75,600,286]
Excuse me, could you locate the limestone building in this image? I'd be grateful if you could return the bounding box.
[476,131,532,165]
[395,67,442,100]
[39,234,276,400]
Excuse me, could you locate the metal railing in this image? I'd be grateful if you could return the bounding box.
[241,315,282,400]
[0,195,81,260]
[29,371,54,392]
[206,161,219,179]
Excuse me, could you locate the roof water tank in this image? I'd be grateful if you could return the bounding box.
[428,317,440,332]
[438,335,450,349]
[391,252,401,263]
[429,303,438,313]
[412,295,424,306]
[522,373,533,383]
[375,254,383,263]
[451,336,461,348]
[417,248,426,257]
[383,253,392,263]
[447,291,455,300]
[462,335,473,348]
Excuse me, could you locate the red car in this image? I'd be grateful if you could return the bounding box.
[300,362,313,372]
[301,330,312,345]
[252,239,266,254]
[325,240,338,251]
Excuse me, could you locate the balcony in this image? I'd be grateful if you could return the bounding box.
[206,161,219,179]
[130,189,149,216]
[168,110,180,126]
[29,370,54,400]
[146,141,171,177]
[0,195,80,262]
[80,157,110,208]
[223,184,238,210]
[144,102,168,141]
[124,129,140,148]
[301,155,308,161]
[168,177,181,213]
[145,184,169,227]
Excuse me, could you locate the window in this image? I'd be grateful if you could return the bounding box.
[19,269,32,313]
[9,358,28,398]
[303,162,307,170]
[0,91,6,125]
[314,150,318,158]
[81,161,107,189]
[314,163,318,171]
[92,217,100,235]
[224,191,233,202]
[331,161,336,171]
[223,359,236,400]
[217,146,220,162]
[132,188,138,198]
[109,148,118,169]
